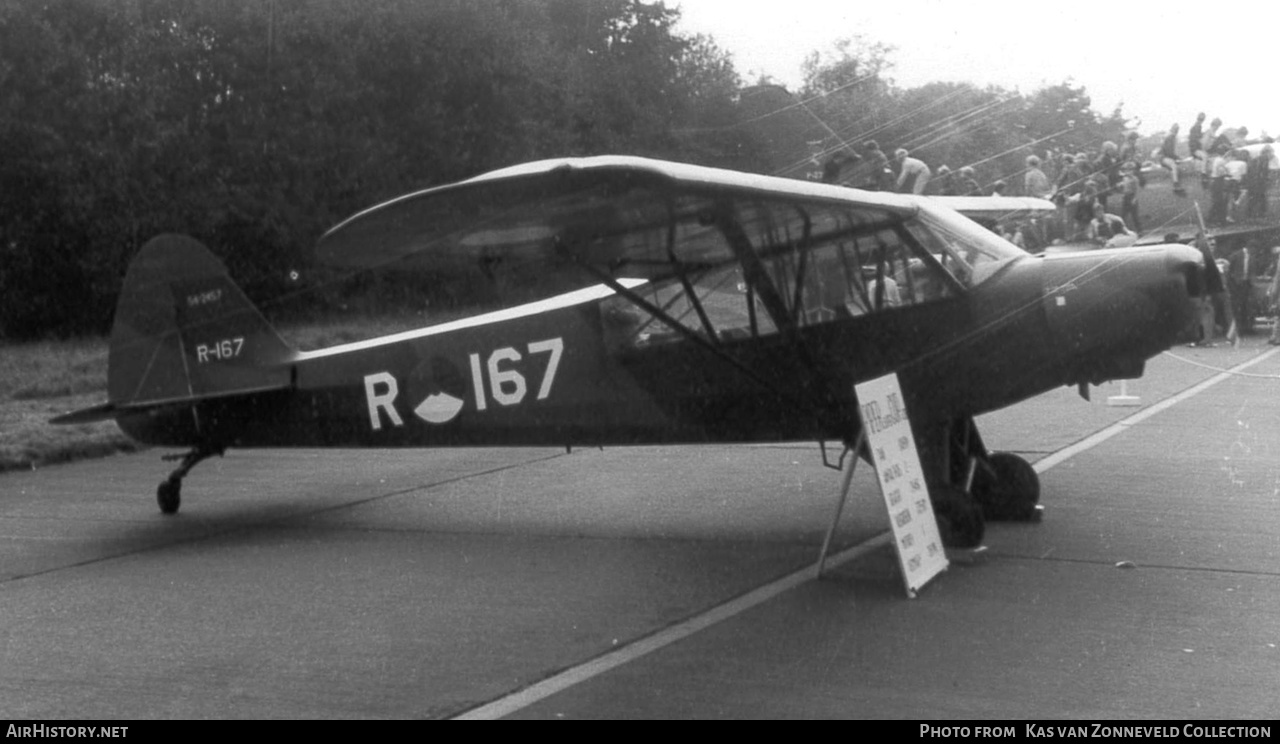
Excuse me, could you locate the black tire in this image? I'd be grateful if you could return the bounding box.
[974,452,1040,521]
[932,486,984,549]
[157,478,181,515]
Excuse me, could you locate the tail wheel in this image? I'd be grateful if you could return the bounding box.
[973,452,1040,521]
[157,478,181,515]
[932,486,984,549]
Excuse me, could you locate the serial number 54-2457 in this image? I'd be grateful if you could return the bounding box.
[195,337,244,364]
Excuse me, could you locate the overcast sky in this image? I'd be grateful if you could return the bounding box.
[674,0,1276,139]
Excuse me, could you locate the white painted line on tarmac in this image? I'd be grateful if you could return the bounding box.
[452,531,892,720]
[455,348,1280,720]
[1033,348,1280,474]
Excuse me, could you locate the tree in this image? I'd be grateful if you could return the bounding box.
[0,0,746,339]
[1017,81,1128,156]
[789,44,1133,193]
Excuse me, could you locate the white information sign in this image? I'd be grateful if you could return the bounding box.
[854,373,948,596]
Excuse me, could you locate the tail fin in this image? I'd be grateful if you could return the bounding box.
[106,234,295,408]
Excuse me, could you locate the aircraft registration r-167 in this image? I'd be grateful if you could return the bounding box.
[54,156,1213,548]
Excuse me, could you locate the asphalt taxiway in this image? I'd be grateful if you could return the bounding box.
[1,341,1278,719]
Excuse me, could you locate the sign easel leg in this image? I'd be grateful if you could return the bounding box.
[817,431,865,579]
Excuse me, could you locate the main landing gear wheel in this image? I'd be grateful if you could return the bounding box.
[973,452,1040,521]
[157,478,181,515]
[932,486,985,549]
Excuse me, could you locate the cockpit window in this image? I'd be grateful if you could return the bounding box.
[908,205,1027,287]
[601,196,970,350]
[601,262,778,348]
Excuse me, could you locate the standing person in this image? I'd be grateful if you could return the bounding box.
[1161,123,1185,195]
[1094,141,1121,211]
[1074,174,1100,240]
[1059,154,1097,240]
[1055,154,1085,198]
[1119,161,1142,233]
[1245,144,1273,218]
[1203,117,1223,185]
[860,141,893,191]
[1267,246,1280,345]
[1053,155,1085,240]
[1225,240,1256,334]
[1118,132,1145,186]
[894,148,931,194]
[1189,112,1207,180]
[1225,150,1248,223]
[1043,147,1063,182]
[1207,150,1231,225]
[1024,155,1053,199]
[1191,232,1223,345]
[1118,132,1139,165]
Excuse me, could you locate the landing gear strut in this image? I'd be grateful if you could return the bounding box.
[948,417,1041,524]
[918,417,1042,549]
[931,484,986,549]
[157,445,224,515]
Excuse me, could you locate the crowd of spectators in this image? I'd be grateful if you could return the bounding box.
[820,115,1275,252]
[819,123,1279,345]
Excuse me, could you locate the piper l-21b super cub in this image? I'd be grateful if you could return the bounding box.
[54,156,1212,548]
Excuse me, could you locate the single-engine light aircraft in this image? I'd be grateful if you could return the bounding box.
[54,156,1213,548]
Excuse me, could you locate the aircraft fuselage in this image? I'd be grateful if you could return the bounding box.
[117,244,1201,452]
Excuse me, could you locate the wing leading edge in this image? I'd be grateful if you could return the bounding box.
[315,156,920,276]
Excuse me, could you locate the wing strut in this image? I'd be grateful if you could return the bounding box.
[570,200,833,424]
[664,212,721,346]
[581,265,820,416]
[710,201,795,336]
[713,200,864,442]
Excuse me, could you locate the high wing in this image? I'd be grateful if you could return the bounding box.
[317,157,1053,273]
[316,156,919,284]
[930,195,1057,223]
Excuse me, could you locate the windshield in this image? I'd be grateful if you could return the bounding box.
[909,204,1028,286]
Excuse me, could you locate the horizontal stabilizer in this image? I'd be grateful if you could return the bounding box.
[49,403,118,425]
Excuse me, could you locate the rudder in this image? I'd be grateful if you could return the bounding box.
[108,234,296,407]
